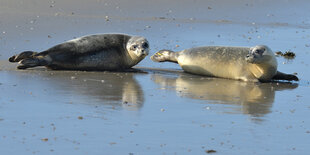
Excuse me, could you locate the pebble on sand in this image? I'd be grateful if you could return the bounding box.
[41,138,48,142]
[205,149,217,153]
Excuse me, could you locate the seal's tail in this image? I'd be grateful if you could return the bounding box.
[17,57,48,69]
[8,51,48,70]
[150,50,178,63]
[272,71,299,81]
[9,51,38,62]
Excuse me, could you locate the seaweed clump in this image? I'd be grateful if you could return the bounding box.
[275,50,296,59]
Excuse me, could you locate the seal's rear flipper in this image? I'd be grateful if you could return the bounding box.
[150,50,178,63]
[9,51,38,62]
[17,57,48,69]
[272,71,299,81]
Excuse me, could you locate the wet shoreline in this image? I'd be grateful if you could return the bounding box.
[1,0,310,154]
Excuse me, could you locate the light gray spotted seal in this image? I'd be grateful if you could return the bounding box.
[151,45,298,82]
[9,33,149,71]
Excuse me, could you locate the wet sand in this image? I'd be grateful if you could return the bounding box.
[1,0,310,154]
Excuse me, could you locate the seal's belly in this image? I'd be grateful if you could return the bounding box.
[179,56,248,79]
[177,46,255,80]
[49,50,129,70]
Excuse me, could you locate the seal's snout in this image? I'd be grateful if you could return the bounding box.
[138,41,149,56]
[141,49,148,56]
[142,42,149,49]
[245,53,255,63]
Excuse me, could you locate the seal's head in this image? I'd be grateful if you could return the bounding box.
[246,45,278,81]
[246,45,274,64]
[126,36,149,59]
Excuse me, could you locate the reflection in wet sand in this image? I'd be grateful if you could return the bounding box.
[47,71,144,111]
[152,73,298,118]
[2,64,145,111]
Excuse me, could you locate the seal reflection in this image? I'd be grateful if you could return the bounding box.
[152,73,298,118]
[42,71,145,111]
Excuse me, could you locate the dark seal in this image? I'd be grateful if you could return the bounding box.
[9,34,149,71]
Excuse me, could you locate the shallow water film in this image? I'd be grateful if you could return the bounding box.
[1,0,310,154]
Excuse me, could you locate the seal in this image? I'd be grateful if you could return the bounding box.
[151,45,298,82]
[9,34,149,71]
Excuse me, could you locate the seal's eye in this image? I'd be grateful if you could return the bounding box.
[142,42,149,49]
[255,49,265,54]
[132,45,138,49]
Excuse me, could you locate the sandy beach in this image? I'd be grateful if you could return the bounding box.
[1,0,310,154]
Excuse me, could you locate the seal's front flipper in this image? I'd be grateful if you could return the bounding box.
[150,50,178,63]
[272,71,299,81]
[17,57,48,69]
[9,51,38,62]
